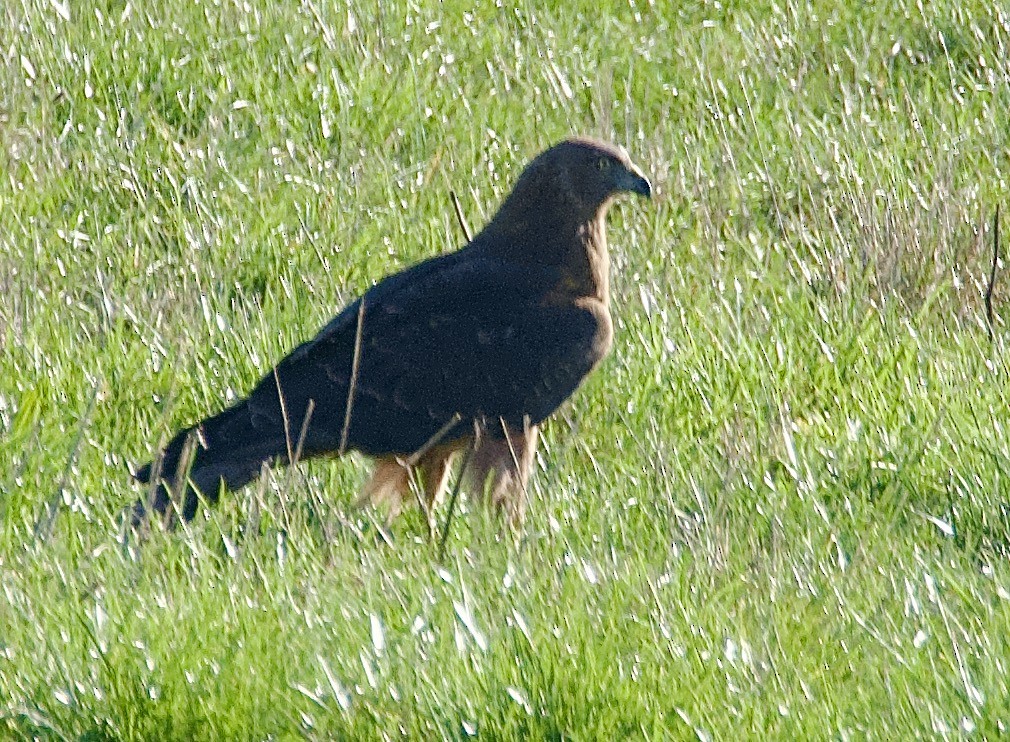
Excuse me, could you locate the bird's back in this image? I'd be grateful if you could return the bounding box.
[268,237,605,457]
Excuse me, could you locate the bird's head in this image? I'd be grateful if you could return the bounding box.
[544,137,653,211]
[489,137,652,235]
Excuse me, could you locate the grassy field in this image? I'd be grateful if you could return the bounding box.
[2,0,1010,737]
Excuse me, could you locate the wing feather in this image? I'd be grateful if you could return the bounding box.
[242,247,609,457]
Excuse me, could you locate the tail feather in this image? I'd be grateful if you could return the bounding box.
[133,400,288,525]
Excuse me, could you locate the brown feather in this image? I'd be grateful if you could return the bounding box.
[132,137,651,528]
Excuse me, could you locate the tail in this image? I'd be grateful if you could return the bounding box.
[132,400,290,525]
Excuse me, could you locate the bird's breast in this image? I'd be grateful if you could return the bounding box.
[574,296,613,365]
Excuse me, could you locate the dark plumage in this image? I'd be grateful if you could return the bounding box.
[134,137,652,525]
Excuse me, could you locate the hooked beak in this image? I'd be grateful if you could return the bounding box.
[620,162,653,199]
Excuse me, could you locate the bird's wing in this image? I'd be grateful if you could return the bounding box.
[249,250,608,457]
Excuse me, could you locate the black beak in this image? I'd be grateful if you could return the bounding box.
[621,163,652,198]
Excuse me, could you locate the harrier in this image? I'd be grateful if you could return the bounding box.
[134,137,652,525]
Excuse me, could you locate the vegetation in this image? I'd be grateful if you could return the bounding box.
[2,0,1009,737]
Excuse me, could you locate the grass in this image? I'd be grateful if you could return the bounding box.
[2,0,1010,737]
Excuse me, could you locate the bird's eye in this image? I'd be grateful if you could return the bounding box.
[596,157,611,171]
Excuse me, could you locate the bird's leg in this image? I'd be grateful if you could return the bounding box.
[398,449,455,540]
[418,450,456,508]
[503,422,539,527]
[359,448,460,536]
[471,420,539,528]
[357,457,412,521]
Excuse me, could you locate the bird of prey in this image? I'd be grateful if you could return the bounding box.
[133,137,652,526]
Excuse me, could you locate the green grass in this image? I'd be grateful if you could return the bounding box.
[2,0,1010,737]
